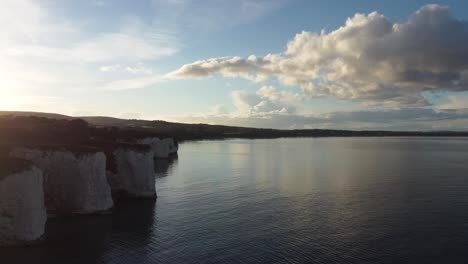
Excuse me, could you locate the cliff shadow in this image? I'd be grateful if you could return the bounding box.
[0,214,113,264]
[0,200,158,264]
[154,156,178,178]
[98,199,157,264]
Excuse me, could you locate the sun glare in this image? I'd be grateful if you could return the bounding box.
[0,95,20,110]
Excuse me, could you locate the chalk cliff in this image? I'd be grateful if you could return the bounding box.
[10,147,113,215]
[84,141,156,199]
[163,138,178,155]
[112,147,156,198]
[138,137,178,158]
[0,158,47,246]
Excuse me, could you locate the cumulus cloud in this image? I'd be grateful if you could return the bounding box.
[170,5,468,106]
[231,86,298,116]
[257,85,305,103]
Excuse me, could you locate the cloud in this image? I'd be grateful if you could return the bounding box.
[439,94,468,109]
[0,0,179,99]
[257,85,305,103]
[170,5,468,106]
[125,64,153,75]
[171,107,468,130]
[1,0,178,63]
[231,86,297,116]
[100,63,153,74]
[102,75,166,90]
[210,105,229,115]
[5,31,178,63]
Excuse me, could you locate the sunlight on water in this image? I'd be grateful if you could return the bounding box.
[2,137,468,264]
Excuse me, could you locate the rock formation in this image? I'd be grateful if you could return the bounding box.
[90,142,156,199]
[0,115,182,248]
[10,146,113,215]
[0,158,47,246]
[138,137,178,158]
[163,138,179,155]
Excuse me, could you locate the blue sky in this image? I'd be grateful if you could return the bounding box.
[2,0,468,130]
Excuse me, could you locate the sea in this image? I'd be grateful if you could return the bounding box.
[2,137,468,264]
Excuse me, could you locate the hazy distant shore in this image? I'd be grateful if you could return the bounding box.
[1,111,468,143]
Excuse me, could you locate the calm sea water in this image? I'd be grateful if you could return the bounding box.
[2,137,468,264]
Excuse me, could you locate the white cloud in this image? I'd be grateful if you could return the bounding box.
[170,5,468,107]
[125,64,153,75]
[0,0,179,100]
[231,86,297,117]
[257,86,279,101]
[100,63,153,75]
[210,105,230,115]
[100,64,122,72]
[102,75,166,90]
[257,85,304,103]
[5,31,178,63]
[171,107,468,130]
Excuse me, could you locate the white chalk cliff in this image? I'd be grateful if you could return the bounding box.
[110,147,156,198]
[138,137,177,158]
[10,148,113,215]
[0,161,47,246]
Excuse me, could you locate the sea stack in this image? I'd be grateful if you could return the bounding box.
[91,142,156,199]
[10,146,113,215]
[0,157,47,246]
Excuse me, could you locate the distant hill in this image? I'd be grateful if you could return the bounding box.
[0,111,72,120]
[1,111,468,141]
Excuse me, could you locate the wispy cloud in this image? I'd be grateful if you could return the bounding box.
[438,94,468,109]
[100,63,153,75]
[102,75,167,90]
[0,0,179,99]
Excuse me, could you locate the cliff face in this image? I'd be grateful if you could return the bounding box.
[138,137,178,158]
[0,162,46,246]
[138,137,169,158]
[111,148,156,198]
[163,138,178,155]
[10,148,113,215]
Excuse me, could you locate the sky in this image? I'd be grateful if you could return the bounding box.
[2,0,468,130]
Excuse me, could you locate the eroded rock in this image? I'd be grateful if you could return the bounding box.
[138,137,178,159]
[0,158,46,246]
[84,141,156,199]
[10,146,113,215]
